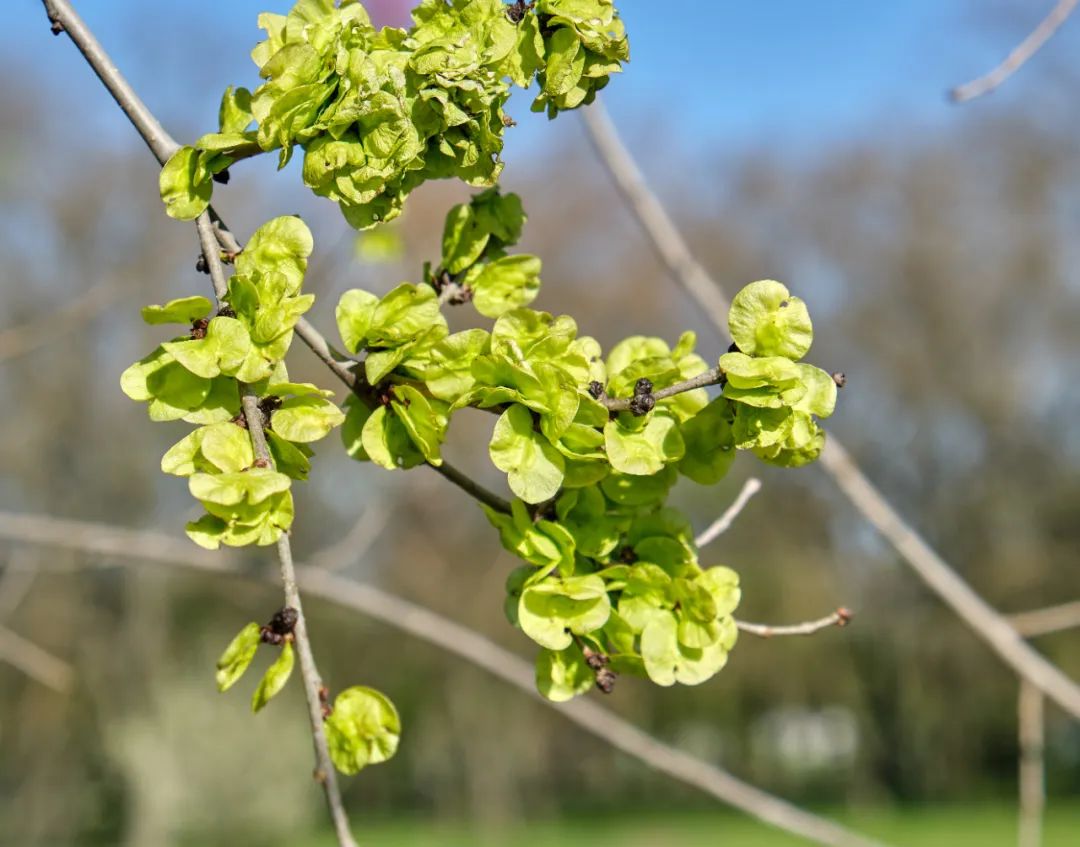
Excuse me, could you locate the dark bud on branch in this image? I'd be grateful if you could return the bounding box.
[217,306,236,319]
[832,372,847,388]
[595,668,617,694]
[587,380,605,399]
[190,318,209,340]
[196,255,210,275]
[628,393,656,416]
[318,684,333,720]
[633,378,653,396]
[261,606,299,645]
[582,645,609,671]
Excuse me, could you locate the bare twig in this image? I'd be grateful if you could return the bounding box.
[950,0,1079,102]
[0,550,38,619]
[1018,679,1045,847]
[0,282,117,363]
[696,478,763,548]
[307,506,390,573]
[0,552,72,693]
[1009,600,1080,638]
[581,98,1080,722]
[0,624,74,693]
[736,608,852,639]
[0,510,887,847]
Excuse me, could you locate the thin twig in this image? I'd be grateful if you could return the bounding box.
[195,213,229,303]
[0,624,74,693]
[0,282,117,363]
[307,506,390,573]
[736,608,852,639]
[232,358,353,840]
[1009,600,1080,638]
[600,366,724,413]
[950,0,1079,102]
[0,550,38,619]
[1017,679,1045,847]
[581,98,1080,723]
[0,553,72,693]
[0,510,887,847]
[696,478,763,548]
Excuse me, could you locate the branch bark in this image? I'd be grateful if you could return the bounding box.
[696,478,763,548]
[0,509,887,847]
[737,609,852,639]
[950,0,1079,102]
[580,99,1080,722]
[0,624,74,693]
[1009,600,1080,638]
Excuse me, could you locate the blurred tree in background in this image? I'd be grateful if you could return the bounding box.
[2,1,1079,845]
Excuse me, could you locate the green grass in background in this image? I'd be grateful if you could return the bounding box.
[303,805,1080,847]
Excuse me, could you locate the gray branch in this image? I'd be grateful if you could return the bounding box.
[950,0,1079,102]
[580,98,1080,722]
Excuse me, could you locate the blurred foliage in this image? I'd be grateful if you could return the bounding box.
[2,14,1080,843]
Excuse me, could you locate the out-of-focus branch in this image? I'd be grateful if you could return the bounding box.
[0,552,73,693]
[0,624,74,693]
[0,282,118,363]
[581,98,1080,723]
[1017,679,1045,847]
[950,0,1079,102]
[696,478,763,549]
[307,506,389,573]
[0,510,886,847]
[1009,600,1080,638]
[737,609,852,639]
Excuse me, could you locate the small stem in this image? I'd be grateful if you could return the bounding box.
[696,478,763,549]
[735,608,852,639]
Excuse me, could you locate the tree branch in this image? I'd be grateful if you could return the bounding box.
[0,624,74,693]
[0,510,887,847]
[950,0,1079,102]
[581,98,1080,722]
[0,281,118,363]
[696,478,763,548]
[1008,600,1080,638]
[737,608,852,639]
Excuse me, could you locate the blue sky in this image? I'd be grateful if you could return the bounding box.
[11,0,1079,161]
